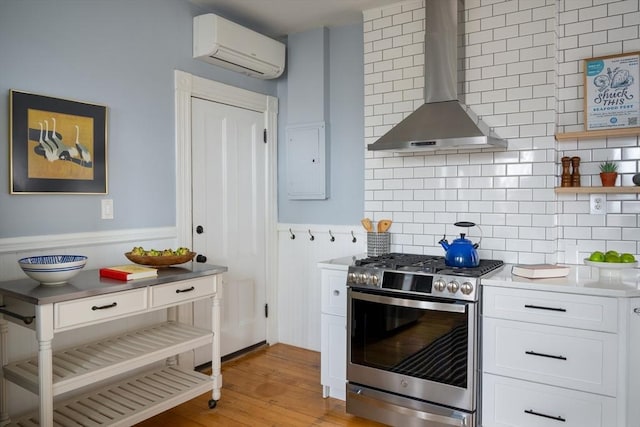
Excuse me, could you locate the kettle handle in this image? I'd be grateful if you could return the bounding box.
[454,221,482,248]
[454,221,475,228]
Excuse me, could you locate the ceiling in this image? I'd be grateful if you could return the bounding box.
[190,0,402,38]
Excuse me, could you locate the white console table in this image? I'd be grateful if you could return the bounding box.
[0,263,227,427]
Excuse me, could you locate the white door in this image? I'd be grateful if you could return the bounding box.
[191,97,267,364]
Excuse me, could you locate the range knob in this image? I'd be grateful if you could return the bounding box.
[358,273,367,284]
[460,281,474,295]
[368,274,379,286]
[348,272,357,283]
[434,279,447,292]
[447,280,460,293]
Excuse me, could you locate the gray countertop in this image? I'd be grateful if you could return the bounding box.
[0,263,228,305]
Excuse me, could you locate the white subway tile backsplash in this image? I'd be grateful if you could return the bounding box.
[623,11,640,26]
[362,0,640,263]
[609,0,639,15]
[609,25,639,42]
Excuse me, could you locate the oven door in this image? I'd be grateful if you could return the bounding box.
[347,288,477,412]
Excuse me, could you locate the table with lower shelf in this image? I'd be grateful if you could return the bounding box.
[0,263,227,427]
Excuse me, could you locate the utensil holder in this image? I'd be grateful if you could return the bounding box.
[367,232,390,256]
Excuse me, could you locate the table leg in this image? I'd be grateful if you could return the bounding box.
[211,287,222,403]
[36,305,54,427]
[166,306,178,366]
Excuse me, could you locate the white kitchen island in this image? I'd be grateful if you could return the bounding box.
[0,263,227,427]
[481,264,640,427]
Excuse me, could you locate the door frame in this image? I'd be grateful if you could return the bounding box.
[174,70,279,346]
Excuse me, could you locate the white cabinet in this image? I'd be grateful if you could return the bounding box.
[482,285,639,427]
[0,266,225,427]
[320,265,348,400]
[482,374,617,427]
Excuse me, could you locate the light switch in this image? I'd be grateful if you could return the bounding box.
[101,199,114,219]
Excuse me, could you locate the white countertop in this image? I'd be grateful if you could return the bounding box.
[318,255,640,298]
[483,263,640,298]
[317,254,365,271]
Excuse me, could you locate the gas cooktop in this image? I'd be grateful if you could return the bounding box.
[348,253,504,301]
[355,253,504,278]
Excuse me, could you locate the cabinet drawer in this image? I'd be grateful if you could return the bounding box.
[483,317,617,396]
[151,277,216,308]
[483,286,618,332]
[55,288,148,329]
[482,373,616,427]
[321,269,347,316]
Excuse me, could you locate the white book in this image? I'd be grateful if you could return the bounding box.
[511,264,570,279]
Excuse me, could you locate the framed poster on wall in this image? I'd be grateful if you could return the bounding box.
[9,90,108,194]
[584,52,640,131]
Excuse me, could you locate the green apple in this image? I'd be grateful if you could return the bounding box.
[621,253,636,263]
[589,251,605,262]
[604,253,621,263]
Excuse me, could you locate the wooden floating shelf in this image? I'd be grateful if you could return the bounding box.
[555,127,640,141]
[554,186,640,194]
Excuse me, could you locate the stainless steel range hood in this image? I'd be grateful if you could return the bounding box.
[368,0,507,153]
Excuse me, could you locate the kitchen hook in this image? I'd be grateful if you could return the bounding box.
[351,230,357,243]
[329,230,335,242]
[308,229,315,241]
[289,228,295,240]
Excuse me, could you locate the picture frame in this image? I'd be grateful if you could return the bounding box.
[584,52,640,131]
[9,90,108,194]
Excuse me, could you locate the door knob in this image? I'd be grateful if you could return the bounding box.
[196,225,204,234]
[196,254,207,263]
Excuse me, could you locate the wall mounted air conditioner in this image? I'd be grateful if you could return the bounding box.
[193,13,286,79]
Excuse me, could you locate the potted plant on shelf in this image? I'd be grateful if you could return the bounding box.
[599,160,618,187]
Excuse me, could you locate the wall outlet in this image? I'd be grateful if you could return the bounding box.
[590,194,606,215]
[101,199,114,219]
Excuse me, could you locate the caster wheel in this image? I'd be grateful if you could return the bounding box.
[208,399,217,409]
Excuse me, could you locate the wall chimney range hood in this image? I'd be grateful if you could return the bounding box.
[367,0,507,153]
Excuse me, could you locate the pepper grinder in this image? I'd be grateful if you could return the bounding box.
[571,156,581,187]
[561,157,572,187]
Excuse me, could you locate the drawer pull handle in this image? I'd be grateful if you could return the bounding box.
[525,350,567,361]
[333,290,340,296]
[524,304,566,312]
[524,409,566,422]
[0,305,35,325]
[92,302,118,311]
[176,286,195,294]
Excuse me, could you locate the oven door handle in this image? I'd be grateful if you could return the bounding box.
[350,389,470,426]
[352,291,467,313]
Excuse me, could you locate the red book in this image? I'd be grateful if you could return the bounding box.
[99,265,157,281]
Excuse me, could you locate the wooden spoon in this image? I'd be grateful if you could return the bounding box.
[377,219,392,233]
[361,218,373,232]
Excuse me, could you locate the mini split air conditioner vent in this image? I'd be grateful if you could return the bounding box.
[193,13,285,79]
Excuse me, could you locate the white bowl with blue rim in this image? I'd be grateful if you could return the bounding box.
[18,255,87,285]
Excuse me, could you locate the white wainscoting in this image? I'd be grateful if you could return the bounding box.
[277,224,365,351]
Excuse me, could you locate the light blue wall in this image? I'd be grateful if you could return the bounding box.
[1,0,365,239]
[0,0,277,238]
[278,24,365,225]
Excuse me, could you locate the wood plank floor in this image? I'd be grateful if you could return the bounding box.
[135,344,385,426]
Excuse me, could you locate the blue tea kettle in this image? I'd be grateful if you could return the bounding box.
[438,221,482,268]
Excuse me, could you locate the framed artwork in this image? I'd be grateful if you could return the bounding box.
[9,90,108,194]
[584,52,640,131]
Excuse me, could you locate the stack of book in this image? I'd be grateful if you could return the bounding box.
[511,264,570,279]
[99,264,158,281]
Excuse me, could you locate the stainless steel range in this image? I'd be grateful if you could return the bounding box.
[346,253,503,427]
